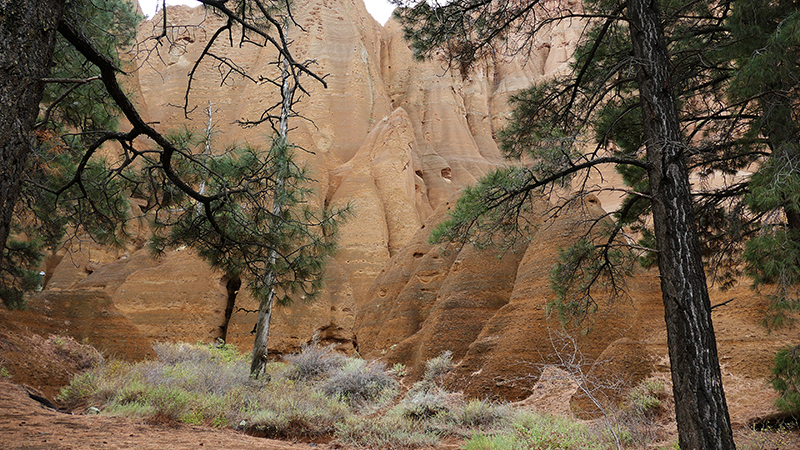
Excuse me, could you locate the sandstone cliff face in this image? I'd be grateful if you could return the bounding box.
[354,195,654,400]
[40,0,583,355]
[30,0,795,413]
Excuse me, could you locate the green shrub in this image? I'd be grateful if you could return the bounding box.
[389,363,408,377]
[514,412,610,449]
[390,352,512,437]
[395,387,458,421]
[463,433,519,450]
[771,344,800,412]
[423,350,454,384]
[61,342,259,427]
[245,380,350,439]
[153,341,242,365]
[628,379,665,415]
[148,385,192,421]
[64,342,609,448]
[392,350,459,422]
[456,398,512,429]
[59,370,101,409]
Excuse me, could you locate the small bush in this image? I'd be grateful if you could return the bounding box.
[463,433,518,450]
[389,363,408,378]
[61,342,255,428]
[423,350,454,384]
[395,386,460,421]
[153,341,241,365]
[147,385,192,422]
[48,335,104,371]
[323,359,397,406]
[59,370,101,410]
[628,379,665,416]
[284,343,346,381]
[64,342,605,448]
[246,380,350,439]
[456,398,512,429]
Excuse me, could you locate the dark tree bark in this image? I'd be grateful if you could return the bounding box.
[0,0,65,269]
[628,0,735,448]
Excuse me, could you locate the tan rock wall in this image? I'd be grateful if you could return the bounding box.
[52,0,582,358]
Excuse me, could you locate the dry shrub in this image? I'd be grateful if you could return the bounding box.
[283,343,346,381]
[323,359,397,406]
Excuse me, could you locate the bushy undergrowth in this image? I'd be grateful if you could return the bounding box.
[771,344,800,412]
[59,342,357,437]
[59,344,669,449]
[464,412,613,450]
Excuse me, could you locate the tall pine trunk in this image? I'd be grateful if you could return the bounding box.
[250,35,295,378]
[0,0,64,270]
[628,0,735,448]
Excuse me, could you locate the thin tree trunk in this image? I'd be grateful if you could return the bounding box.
[250,28,295,378]
[628,0,735,448]
[250,272,277,376]
[0,0,64,270]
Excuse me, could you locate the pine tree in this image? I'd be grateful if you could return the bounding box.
[0,0,344,377]
[725,0,800,325]
[395,0,741,446]
[1,0,141,308]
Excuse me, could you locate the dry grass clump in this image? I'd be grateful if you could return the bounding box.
[40,334,104,372]
[736,424,800,450]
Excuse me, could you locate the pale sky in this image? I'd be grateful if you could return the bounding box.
[137,0,396,25]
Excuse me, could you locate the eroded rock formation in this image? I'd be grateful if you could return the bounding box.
[40,0,583,354]
[25,0,796,415]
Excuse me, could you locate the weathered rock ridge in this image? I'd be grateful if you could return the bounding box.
[24,0,795,415]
